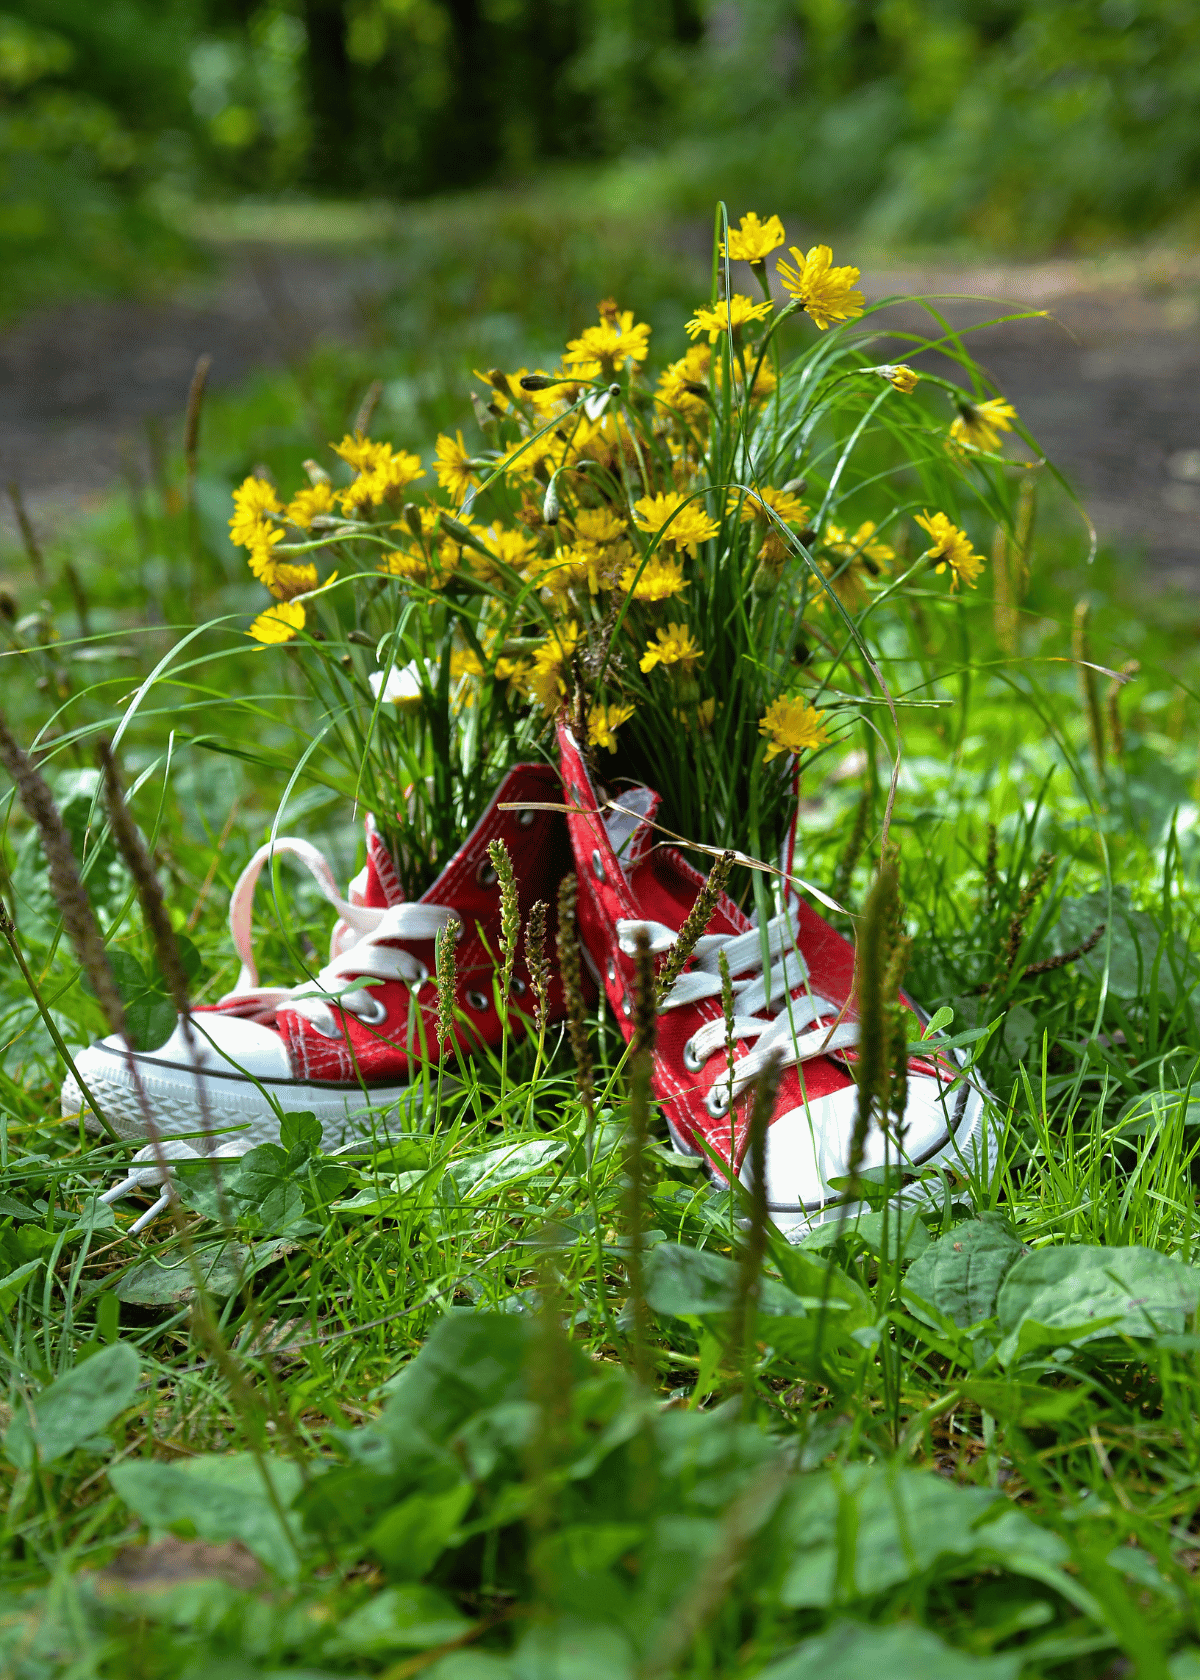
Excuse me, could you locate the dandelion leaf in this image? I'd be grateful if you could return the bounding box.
[905,1215,1027,1330]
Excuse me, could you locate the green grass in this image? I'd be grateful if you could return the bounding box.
[2,204,1200,1679]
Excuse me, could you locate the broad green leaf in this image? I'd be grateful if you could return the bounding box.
[0,1259,42,1314]
[323,1584,474,1657]
[773,1462,1067,1608]
[4,1342,139,1469]
[380,1313,539,1435]
[111,1236,299,1305]
[958,1378,1086,1426]
[760,1619,1022,1679]
[851,1207,930,1262]
[446,1138,566,1200]
[996,1245,1200,1363]
[905,1216,1027,1330]
[643,1243,825,1319]
[1116,1087,1200,1137]
[110,1453,305,1579]
[368,1481,474,1579]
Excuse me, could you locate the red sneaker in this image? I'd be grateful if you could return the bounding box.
[558,723,991,1225]
[62,764,575,1151]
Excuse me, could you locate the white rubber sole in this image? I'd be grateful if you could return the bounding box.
[61,1041,429,1153]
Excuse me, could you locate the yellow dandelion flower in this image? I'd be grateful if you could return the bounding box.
[587,700,635,753]
[776,245,864,331]
[639,623,702,674]
[656,346,712,419]
[620,553,688,601]
[248,599,306,645]
[732,485,809,525]
[759,696,828,762]
[720,212,786,263]
[685,294,773,343]
[824,520,895,569]
[633,490,719,556]
[286,481,336,530]
[563,305,651,377]
[434,431,476,502]
[914,511,986,591]
[571,507,627,546]
[332,433,390,475]
[378,550,428,583]
[230,475,283,548]
[450,648,484,680]
[484,524,539,572]
[949,396,1017,453]
[525,621,581,711]
[495,655,530,687]
[885,365,920,394]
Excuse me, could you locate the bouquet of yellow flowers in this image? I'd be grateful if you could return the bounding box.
[227,208,1029,896]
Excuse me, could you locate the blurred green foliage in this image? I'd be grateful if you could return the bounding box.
[0,0,1198,317]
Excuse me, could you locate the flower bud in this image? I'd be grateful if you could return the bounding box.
[542,477,561,525]
[520,374,564,392]
[403,503,424,538]
[487,368,513,400]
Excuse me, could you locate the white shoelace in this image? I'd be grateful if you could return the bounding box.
[615,906,860,1119]
[220,836,458,1037]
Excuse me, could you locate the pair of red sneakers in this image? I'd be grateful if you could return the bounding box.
[64,722,989,1225]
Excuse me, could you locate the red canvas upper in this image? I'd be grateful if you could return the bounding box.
[200,763,579,1086]
[558,722,947,1176]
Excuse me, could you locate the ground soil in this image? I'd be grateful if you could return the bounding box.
[1,238,1198,585]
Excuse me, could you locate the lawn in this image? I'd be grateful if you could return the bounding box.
[2,200,1200,1679]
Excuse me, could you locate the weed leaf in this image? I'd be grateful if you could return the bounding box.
[5,1342,139,1469]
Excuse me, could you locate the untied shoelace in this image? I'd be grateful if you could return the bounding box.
[219,836,458,1036]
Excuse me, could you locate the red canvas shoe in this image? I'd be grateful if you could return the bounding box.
[62,764,576,1151]
[558,723,992,1226]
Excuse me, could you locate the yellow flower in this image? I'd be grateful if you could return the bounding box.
[775,245,864,331]
[685,294,773,343]
[286,481,336,529]
[633,490,719,556]
[570,507,627,546]
[339,445,426,513]
[949,396,1017,453]
[885,365,920,394]
[434,431,476,502]
[639,623,702,674]
[525,621,581,711]
[564,304,651,377]
[620,553,688,601]
[450,647,484,680]
[378,549,429,584]
[484,524,539,572]
[734,485,809,526]
[587,701,635,753]
[656,346,711,419]
[759,696,828,762]
[914,511,986,590]
[823,520,894,569]
[230,475,282,548]
[248,599,306,645]
[720,212,786,263]
[332,433,387,474]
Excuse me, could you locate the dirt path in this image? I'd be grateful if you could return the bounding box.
[1,240,1198,583]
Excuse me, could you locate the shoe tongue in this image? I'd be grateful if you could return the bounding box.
[603,786,659,879]
[358,815,405,908]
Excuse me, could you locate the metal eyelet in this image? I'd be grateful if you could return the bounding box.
[510,976,527,996]
[606,958,616,982]
[517,809,536,827]
[621,995,632,1019]
[412,963,430,988]
[476,859,498,887]
[706,1083,731,1117]
[465,989,490,1012]
[357,997,388,1027]
[591,849,605,882]
[682,1038,704,1074]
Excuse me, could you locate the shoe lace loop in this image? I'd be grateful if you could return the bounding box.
[615,906,860,1116]
[221,836,458,1034]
